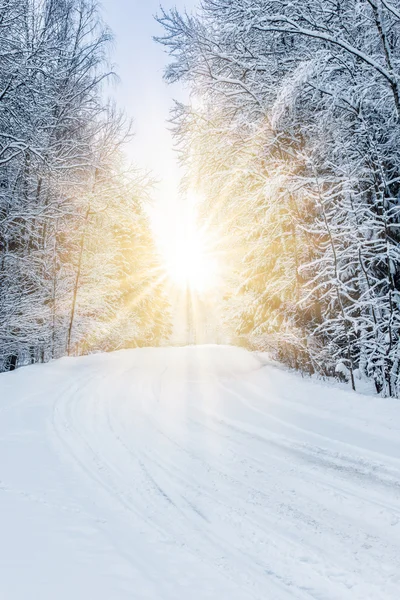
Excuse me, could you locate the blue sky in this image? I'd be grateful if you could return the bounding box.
[100,0,198,209]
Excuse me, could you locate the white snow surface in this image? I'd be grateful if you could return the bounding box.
[1,345,400,599]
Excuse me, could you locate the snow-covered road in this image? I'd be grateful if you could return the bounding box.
[1,346,400,599]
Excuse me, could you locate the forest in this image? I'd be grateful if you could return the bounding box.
[157,0,400,397]
[1,0,400,398]
[0,0,171,372]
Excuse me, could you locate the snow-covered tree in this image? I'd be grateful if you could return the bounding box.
[0,0,171,371]
[157,0,400,396]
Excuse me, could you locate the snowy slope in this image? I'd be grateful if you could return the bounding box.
[0,345,399,600]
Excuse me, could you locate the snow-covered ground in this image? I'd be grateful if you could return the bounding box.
[1,345,399,600]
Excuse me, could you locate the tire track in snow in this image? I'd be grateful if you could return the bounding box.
[9,346,396,600]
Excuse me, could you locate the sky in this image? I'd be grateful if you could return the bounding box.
[100,0,198,223]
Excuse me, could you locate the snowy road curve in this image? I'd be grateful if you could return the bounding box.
[1,346,400,599]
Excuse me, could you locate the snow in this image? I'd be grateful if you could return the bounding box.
[0,345,400,599]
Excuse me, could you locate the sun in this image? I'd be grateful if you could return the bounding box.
[165,226,218,293]
[152,190,220,294]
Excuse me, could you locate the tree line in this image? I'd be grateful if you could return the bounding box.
[158,0,400,396]
[0,0,171,372]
